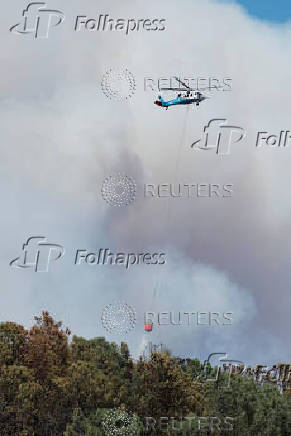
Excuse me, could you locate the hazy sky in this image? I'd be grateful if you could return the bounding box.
[1,0,291,366]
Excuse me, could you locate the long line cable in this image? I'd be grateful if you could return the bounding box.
[143,106,191,358]
[166,105,190,220]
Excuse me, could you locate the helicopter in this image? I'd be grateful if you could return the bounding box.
[154,77,219,109]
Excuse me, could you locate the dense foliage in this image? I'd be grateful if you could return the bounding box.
[0,312,290,435]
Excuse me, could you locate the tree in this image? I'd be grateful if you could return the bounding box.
[1,312,291,436]
[129,351,201,424]
[24,311,71,383]
[64,408,88,436]
[0,322,27,366]
[0,364,41,436]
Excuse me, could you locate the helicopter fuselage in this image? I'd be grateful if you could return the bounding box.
[154,94,206,108]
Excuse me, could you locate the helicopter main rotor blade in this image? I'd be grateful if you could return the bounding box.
[160,85,225,92]
[196,85,225,91]
[174,76,192,90]
[160,87,190,91]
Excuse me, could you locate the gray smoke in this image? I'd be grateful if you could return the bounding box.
[0,0,291,365]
